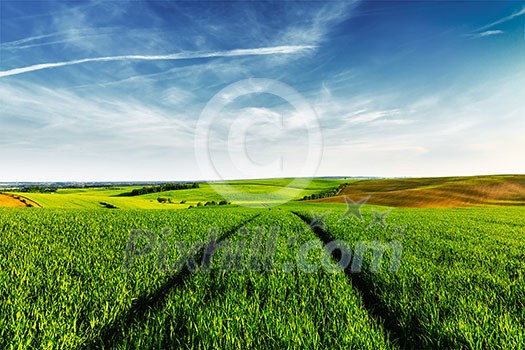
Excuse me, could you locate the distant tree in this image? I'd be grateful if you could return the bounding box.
[100,202,118,209]
[127,183,201,196]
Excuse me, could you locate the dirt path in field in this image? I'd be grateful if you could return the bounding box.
[312,175,525,208]
[0,193,41,208]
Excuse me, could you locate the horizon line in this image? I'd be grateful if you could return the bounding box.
[1,173,523,185]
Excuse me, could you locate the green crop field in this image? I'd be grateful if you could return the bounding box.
[4,178,351,209]
[294,206,525,349]
[1,177,524,349]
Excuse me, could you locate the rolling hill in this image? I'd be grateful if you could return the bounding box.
[313,175,525,208]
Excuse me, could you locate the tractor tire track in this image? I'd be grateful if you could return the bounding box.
[292,211,412,349]
[81,213,261,349]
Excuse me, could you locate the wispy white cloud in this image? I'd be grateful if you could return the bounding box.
[1,32,64,47]
[478,30,505,37]
[0,45,315,78]
[465,30,505,39]
[280,1,358,47]
[0,80,196,153]
[309,68,525,177]
[345,110,401,125]
[0,28,116,50]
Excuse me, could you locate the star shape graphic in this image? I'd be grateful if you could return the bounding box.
[367,208,392,229]
[338,195,370,222]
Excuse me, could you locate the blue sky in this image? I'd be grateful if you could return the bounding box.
[1,0,524,182]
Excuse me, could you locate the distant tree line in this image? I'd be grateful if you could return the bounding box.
[188,200,231,208]
[300,183,348,201]
[18,186,57,193]
[126,183,200,196]
[157,197,173,204]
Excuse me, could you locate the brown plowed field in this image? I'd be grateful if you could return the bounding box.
[313,175,525,208]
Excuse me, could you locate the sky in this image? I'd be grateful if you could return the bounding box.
[0,0,524,182]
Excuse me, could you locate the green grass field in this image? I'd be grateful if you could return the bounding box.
[5,178,351,209]
[1,177,524,348]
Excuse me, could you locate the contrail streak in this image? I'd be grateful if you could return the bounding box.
[0,45,315,78]
[477,6,525,32]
